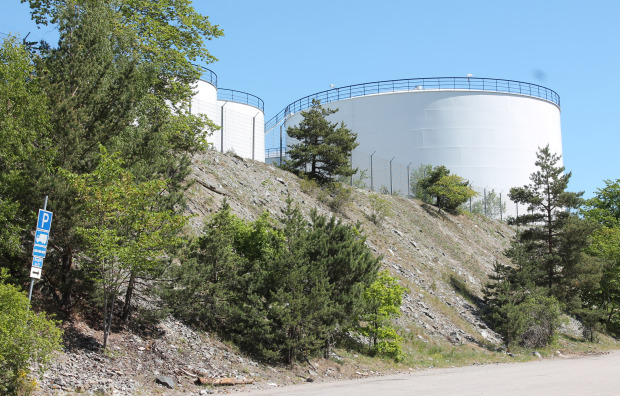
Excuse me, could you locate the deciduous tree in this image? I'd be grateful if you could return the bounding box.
[356,270,406,360]
[426,173,477,213]
[63,147,186,349]
[581,179,620,333]
[0,270,62,393]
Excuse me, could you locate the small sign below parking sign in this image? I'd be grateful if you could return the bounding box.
[32,257,43,268]
[30,266,42,279]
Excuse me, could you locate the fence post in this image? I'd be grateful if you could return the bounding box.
[370,151,376,191]
[279,125,283,166]
[389,156,395,195]
[220,105,224,153]
[350,154,353,186]
[252,116,256,160]
[407,162,412,198]
[500,192,502,221]
[423,169,427,202]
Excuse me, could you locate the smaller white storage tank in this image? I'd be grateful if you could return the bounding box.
[191,67,265,161]
[217,89,265,162]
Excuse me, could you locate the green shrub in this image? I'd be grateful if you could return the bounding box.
[357,271,406,361]
[487,289,562,348]
[317,182,353,213]
[368,194,392,225]
[0,272,63,394]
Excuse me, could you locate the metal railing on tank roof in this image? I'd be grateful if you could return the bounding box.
[265,77,560,133]
[197,66,217,87]
[218,88,264,112]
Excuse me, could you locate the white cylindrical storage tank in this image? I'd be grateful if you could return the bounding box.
[192,68,221,143]
[217,89,265,162]
[268,77,561,216]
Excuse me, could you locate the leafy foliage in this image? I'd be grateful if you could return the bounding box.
[23,0,223,105]
[581,179,620,334]
[471,189,506,219]
[284,99,359,182]
[409,164,433,203]
[0,270,63,394]
[356,271,406,360]
[62,147,187,349]
[368,194,392,225]
[426,172,477,213]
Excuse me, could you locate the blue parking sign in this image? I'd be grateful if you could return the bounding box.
[37,209,53,232]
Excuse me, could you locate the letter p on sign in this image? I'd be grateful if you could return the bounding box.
[37,209,53,232]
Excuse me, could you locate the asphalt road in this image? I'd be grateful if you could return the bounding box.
[237,351,620,396]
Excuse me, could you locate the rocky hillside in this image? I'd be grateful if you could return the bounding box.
[187,151,514,347]
[36,150,525,395]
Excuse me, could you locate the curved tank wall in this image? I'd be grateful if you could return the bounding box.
[190,73,265,162]
[282,88,562,215]
[192,79,219,121]
[217,100,265,162]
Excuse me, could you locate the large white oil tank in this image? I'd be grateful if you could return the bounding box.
[191,68,265,161]
[265,77,562,216]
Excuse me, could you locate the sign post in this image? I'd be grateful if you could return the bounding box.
[28,196,53,303]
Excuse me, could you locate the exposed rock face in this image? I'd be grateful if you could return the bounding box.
[35,150,517,395]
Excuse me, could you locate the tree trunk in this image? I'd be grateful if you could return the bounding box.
[103,291,116,350]
[60,245,74,307]
[121,272,135,322]
[102,287,109,350]
[324,336,331,359]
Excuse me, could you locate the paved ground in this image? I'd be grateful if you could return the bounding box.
[237,351,620,396]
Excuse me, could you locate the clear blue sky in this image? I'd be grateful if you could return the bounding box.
[2,1,618,198]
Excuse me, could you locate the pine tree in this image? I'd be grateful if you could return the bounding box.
[164,200,246,330]
[419,166,450,206]
[29,1,212,309]
[508,145,591,304]
[484,146,601,346]
[304,210,381,356]
[271,200,333,364]
[284,99,358,182]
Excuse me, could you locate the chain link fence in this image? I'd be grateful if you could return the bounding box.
[345,150,524,220]
[266,146,527,220]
